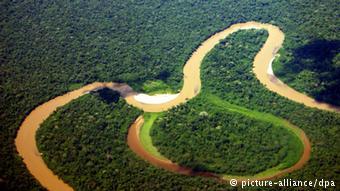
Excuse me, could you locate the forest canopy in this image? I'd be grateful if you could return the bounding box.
[0,0,339,190]
[36,94,230,191]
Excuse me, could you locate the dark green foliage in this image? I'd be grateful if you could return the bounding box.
[91,88,120,104]
[36,95,229,191]
[150,30,302,176]
[202,29,269,99]
[274,40,340,106]
[200,30,340,188]
[0,0,339,190]
[151,100,300,175]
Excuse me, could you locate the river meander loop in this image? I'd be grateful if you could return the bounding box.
[15,22,339,191]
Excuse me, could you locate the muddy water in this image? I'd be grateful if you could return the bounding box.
[15,83,126,191]
[127,116,311,181]
[125,22,339,112]
[15,83,105,191]
[127,116,220,178]
[251,24,340,112]
[15,82,136,191]
[15,21,338,191]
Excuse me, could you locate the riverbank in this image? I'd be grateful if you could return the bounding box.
[129,93,310,181]
[15,21,337,191]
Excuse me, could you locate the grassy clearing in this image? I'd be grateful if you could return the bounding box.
[140,112,167,160]
[142,80,174,95]
[206,93,304,172]
[68,83,84,91]
[272,52,284,74]
[140,92,305,178]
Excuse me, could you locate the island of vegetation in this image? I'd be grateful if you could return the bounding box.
[1,1,339,191]
[19,25,321,190]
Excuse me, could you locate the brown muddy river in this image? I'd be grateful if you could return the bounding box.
[15,22,338,191]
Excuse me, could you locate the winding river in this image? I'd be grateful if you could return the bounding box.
[15,22,339,191]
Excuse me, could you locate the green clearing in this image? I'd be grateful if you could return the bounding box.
[142,80,175,95]
[36,95,225,190]
[68,83,84,91]
[205,93,304,171]
[139,30,304,178]
[141,91,304,178]
[139,112,166,160]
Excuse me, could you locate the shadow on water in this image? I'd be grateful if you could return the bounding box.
[281,40,340,106]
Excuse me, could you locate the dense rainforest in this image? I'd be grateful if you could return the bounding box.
[36,30,338,190]
[150,30,303,176]
[150,29,340,184]
[151,99,303,175]
[36,93,230,191]
[199,29,340,187]
[0,0,339,190]
[273,38,340,106]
